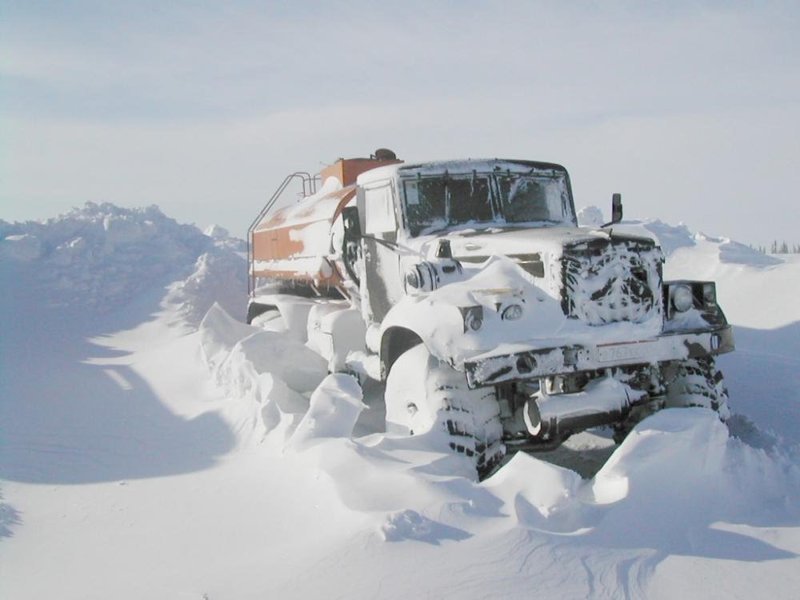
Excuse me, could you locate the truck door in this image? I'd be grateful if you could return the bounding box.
[358,180,404,323]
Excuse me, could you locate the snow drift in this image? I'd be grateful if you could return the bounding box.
[2,202,799,599]
[0,202,247,322]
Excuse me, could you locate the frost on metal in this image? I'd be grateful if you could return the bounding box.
[562,237,664,326]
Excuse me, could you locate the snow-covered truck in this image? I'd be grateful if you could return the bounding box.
[247,150,734,476]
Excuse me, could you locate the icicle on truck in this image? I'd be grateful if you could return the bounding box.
[247,150,734,477]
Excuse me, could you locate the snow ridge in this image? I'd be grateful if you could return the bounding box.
[0,201,247,319]
[578,205,783,267]
[3,201,799,599]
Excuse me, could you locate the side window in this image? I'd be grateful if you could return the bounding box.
[363,183,397,235]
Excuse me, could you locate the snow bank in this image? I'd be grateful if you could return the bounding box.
[288,374,365,450]
[0,202,247,319]
[484,452,583,530]
[472,410,800,555]
[196,293,800,552]
[167,247,247,324]
[203,224,246,254]
[582,410,800,564]
[577,207,779,269]
[5,201,799,599]
[614,410,795,518]
[198,303,328,441]
[381,509,471,544]
[711,235,781,267]
[637,219,696,256]
[577,205,605,227]
[612,216,782,268]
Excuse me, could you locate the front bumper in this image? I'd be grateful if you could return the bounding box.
[463,325,734,388]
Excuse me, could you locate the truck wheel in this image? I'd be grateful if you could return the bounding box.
[385,344,505,479]
[665,357,730,420]
[246,301,275,325]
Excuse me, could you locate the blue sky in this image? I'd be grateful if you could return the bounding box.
[2,1,799,244]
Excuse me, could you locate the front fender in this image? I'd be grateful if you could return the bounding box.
[379,295,467,376]
[378,256,560,375]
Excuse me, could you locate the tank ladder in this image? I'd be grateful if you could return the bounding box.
[247,172,318,296]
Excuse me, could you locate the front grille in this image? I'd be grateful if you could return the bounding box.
[456,253,545,277]
[562,237,663,326]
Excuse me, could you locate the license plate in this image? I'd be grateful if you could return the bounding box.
[596,341,655,364]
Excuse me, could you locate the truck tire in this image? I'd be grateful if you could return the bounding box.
[665,357,730,420]
[385,344,505,479]
[246,301,276,325]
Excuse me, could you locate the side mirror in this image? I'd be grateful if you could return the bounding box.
[611,193,623,224]
[342,206,361,239]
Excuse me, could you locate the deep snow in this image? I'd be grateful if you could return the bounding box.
[1,203,799,599]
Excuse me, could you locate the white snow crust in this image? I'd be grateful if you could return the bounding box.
[0,201,247,321]
[2,203,799,599]
[577,205,605,227]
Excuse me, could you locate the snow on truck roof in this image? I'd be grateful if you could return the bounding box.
[356,159,569,185]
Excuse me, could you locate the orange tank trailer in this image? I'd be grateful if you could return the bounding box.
[250,153,401,293]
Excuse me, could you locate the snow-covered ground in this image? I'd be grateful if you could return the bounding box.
[1,204,799,599]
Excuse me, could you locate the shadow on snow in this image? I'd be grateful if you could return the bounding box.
[0,265,235,486]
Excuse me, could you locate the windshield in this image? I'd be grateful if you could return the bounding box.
[402,170,574,236]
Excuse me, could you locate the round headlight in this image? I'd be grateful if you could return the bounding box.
[405,267,421,290]
[501,303,523,321]
[672,284,694,313]
[404,262,438,293]
[465,311,483,331]
[460,306,484,332]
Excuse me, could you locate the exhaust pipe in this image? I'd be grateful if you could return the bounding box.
[523,376,643,441]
